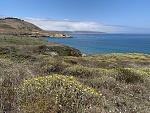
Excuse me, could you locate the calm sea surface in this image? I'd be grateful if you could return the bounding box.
[44,34,150,55]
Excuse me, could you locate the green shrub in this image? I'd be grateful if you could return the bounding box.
[63,65,100,78]
[36,45,82,56]
[50,46,82,56]
[63,65,118,79]
[0,46,17,54]
[116,68,149,83]
[41,61,69,74]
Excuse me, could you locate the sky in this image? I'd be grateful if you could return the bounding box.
[1,0,150,33]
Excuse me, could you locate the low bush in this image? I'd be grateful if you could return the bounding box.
[63,65,100,78]
[115,68,149,83]
[36,45,82,56]
[17,74,103,113]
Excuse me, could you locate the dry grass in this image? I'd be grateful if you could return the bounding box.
[0,35,150,113]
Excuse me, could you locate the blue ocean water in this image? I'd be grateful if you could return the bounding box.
[44,34,150,55]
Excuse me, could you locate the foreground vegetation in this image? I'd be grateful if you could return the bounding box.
[0,35,150,113]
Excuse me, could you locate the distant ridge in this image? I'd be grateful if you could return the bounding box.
[0,17,71,37]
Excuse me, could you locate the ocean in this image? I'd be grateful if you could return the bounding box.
[44,34,150,55]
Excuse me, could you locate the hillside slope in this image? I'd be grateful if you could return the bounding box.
[0,35,150,113]
[0,17,70,37]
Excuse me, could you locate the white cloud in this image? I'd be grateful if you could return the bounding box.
[64,19,69,21]
[24,17,150,33]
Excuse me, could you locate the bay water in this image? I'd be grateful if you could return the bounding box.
[44,34,150,55]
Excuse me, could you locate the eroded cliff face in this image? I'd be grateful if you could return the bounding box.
[0,18,71,38]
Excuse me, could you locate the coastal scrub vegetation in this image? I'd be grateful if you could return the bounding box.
[0,35,150,113]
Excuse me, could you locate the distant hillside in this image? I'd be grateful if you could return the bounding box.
[0,17,70,37]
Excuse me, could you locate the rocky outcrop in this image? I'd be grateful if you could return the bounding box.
[30,32,71,38]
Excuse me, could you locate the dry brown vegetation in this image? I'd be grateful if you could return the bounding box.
[0,35,150,113]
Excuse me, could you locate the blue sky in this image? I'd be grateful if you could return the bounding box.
[1,0,150,33]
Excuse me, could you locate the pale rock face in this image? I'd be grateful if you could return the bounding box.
[45,51,58,56]
[53,33,71,38]
[82,53,87,57]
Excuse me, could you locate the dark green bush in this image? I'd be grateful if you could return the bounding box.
[116,68,148,83]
